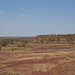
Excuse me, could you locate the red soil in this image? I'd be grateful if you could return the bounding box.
[1,57,64,69]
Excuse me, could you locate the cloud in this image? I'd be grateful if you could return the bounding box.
[49,18,75,20]
[0,21,17,23]
[0,21,28,26]
[20,15,28,17]
[0,11,5,14]
[21,9,27,11]
[16,23,28,26]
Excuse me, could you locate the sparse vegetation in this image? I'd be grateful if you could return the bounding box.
[57,37,60,42]
[18,43,26,48]
[41,39,44,44]
[1,39,9,46]
[0,34,75,75]
[0,45,2,51]
[66,38,74,44]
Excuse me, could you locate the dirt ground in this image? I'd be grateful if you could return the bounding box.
[0,44,75,75]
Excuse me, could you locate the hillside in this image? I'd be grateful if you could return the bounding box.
[0,34,75,75]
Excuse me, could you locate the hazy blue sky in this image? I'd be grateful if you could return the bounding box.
[0,0,75,36]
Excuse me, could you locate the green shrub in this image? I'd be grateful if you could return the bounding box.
[41,39,44,44]
[21,39,28,44]
[57,37,60,42]
[0,44,2,51]
[18,43,26,48]
[1,39,9,46]
[66,38,74,44]
[49,38,55,43]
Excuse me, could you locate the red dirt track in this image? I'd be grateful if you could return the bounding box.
[1,57,64,69]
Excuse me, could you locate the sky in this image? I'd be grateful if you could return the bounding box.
[0,0,75,36]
